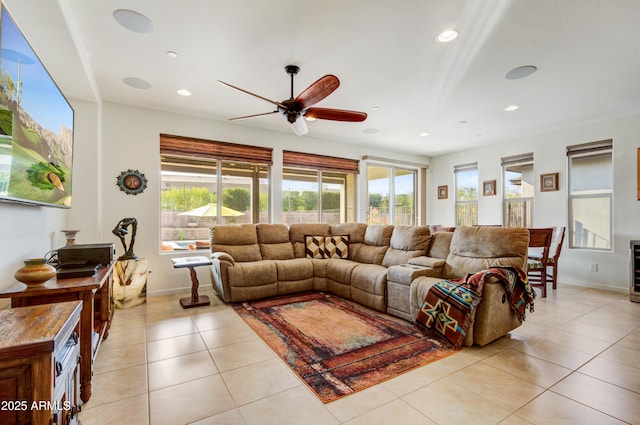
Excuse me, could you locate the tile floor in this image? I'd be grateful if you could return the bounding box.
[78,284,640,425]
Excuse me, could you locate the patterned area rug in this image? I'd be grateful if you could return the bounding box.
[233,292,459,403]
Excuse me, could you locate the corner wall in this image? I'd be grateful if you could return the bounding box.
[427,113,640,292]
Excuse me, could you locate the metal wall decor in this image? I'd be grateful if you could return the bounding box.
[117,169,147,195]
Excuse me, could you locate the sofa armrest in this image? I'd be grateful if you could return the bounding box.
[408,256,445,268]
[212,251,235,265]
[388,264,440,285]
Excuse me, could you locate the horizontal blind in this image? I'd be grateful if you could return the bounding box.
[453,162,478,172]
[160,133,273,165]
[283,150,359,174]
[501,152,534,166]
[566,139,612,157]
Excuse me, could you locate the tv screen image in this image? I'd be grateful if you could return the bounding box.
[0,3,74,208]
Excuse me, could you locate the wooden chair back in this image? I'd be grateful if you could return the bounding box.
[527,228,554,297]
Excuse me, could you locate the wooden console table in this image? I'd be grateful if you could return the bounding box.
[0,301,82,425]
[172,256,212,308]
[0,262,115,404]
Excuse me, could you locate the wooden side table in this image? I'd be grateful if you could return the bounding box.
[0,263,114,404]
[171,256,212,308]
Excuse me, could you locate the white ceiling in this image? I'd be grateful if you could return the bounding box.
[6,0,640,156]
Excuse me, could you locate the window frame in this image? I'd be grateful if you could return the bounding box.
[454,162,478,226]
[501,153,534,228]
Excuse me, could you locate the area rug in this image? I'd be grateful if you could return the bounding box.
[233,292,460,403]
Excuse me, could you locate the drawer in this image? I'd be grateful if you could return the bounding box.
[54,331,79,388]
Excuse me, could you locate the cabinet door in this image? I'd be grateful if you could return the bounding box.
[0,365,32,425]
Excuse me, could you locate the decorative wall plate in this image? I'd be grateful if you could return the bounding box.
[117,169,147,195]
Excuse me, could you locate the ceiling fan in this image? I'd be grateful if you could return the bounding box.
[218,65,367,136]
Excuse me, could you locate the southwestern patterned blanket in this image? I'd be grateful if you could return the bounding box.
[415,266,535,348]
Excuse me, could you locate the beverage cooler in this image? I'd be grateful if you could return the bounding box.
[631,240,640,302]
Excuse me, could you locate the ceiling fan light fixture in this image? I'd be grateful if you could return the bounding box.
[437,29,459,43]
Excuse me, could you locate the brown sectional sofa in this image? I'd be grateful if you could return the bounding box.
[209,223,530,346]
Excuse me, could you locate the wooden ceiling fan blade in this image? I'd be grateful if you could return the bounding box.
[304,107,367,122]
[295,75,340,109]
[228,111,278,121]
[218,80,286,109]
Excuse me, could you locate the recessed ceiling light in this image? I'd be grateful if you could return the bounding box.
[505,65,537,80]
[177,89,191,96]
[459,120,468,124]
[113,9,154,33]
[372,106,380,111]
[437,29,459,43]
[505,105,519,111]
[363,128,378,134]
[419,132,429,137]
[122,77,151,89]
[167,51,178,58]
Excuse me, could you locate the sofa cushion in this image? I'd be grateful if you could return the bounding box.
[274,258,314,281]
[382,225,431,267]
[353,224,393,265]
[256,224,295,260]
[211,224,261,262]
[330,223,367,260]
[325,235,349,259]
[290,223,331,258]
[443,226,529,279]
[427,231,453,259]
[305,235,326,259]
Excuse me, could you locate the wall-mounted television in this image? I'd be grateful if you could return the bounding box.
[0,2,74,208]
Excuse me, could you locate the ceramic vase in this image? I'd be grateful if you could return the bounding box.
[14,258,57,286]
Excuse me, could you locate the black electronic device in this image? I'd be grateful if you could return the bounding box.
[57,243,115,267]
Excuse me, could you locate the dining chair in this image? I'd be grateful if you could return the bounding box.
[526,228,554,297]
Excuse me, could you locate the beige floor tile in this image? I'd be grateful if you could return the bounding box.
[146,316,198,341]
[483,348,572,388]
[222,358,301,406]
[78,393,149,425]
[84,364,148,408]
[551,372,640,423]
[342,398,436,425]
[148,350,218,391]
[239,386,339,425]
[190,409,246,424]
[578,356,640,393]
[403,379,511,424]
[531,327,613,355]
[380,352,472,396]
[444,362,545,411]
[200,323,258,349]
[560,316,638,343]
[191,309,245,332]
[209,339,276,372]
[326,385,397,423]
[149,374,236,425]
[515,390,626,424]
[498,414,535,424]
[510,338,594,369]
[101,326,146,348]
[599,342,640,369]
[147,332,207,362]
[94,341,147,375]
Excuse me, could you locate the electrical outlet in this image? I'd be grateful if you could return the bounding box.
[589,263,598,272]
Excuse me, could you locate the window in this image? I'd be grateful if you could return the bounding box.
[455,163,478,226]
[567,140,613,250]
[501,153,534,227]
[282,151,357,225]
[366,164,417,225]
[160,134,271,249]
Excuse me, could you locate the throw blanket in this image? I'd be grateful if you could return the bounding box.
[415,266,534,348]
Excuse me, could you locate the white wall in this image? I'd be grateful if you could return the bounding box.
[428,113,640,292]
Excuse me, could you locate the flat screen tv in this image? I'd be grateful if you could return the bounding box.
[0,3,74,208]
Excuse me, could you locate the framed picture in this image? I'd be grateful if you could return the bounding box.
[482,180,496,196]
[540,172,559,192]
[117,169,148,195]
[437,185,448,199]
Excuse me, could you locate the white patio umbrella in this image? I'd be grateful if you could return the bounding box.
[178,203,245,219]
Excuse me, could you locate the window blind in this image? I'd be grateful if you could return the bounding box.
[501,152,534,166]
[159,133,273,165]
[453,162,478,172]
[283,150,359,174]
[566,139,612,157]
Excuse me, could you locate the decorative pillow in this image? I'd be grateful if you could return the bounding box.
[325,235,349,259]
[305,235,325,259]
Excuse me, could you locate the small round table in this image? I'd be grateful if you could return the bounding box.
[171,256,212,308]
